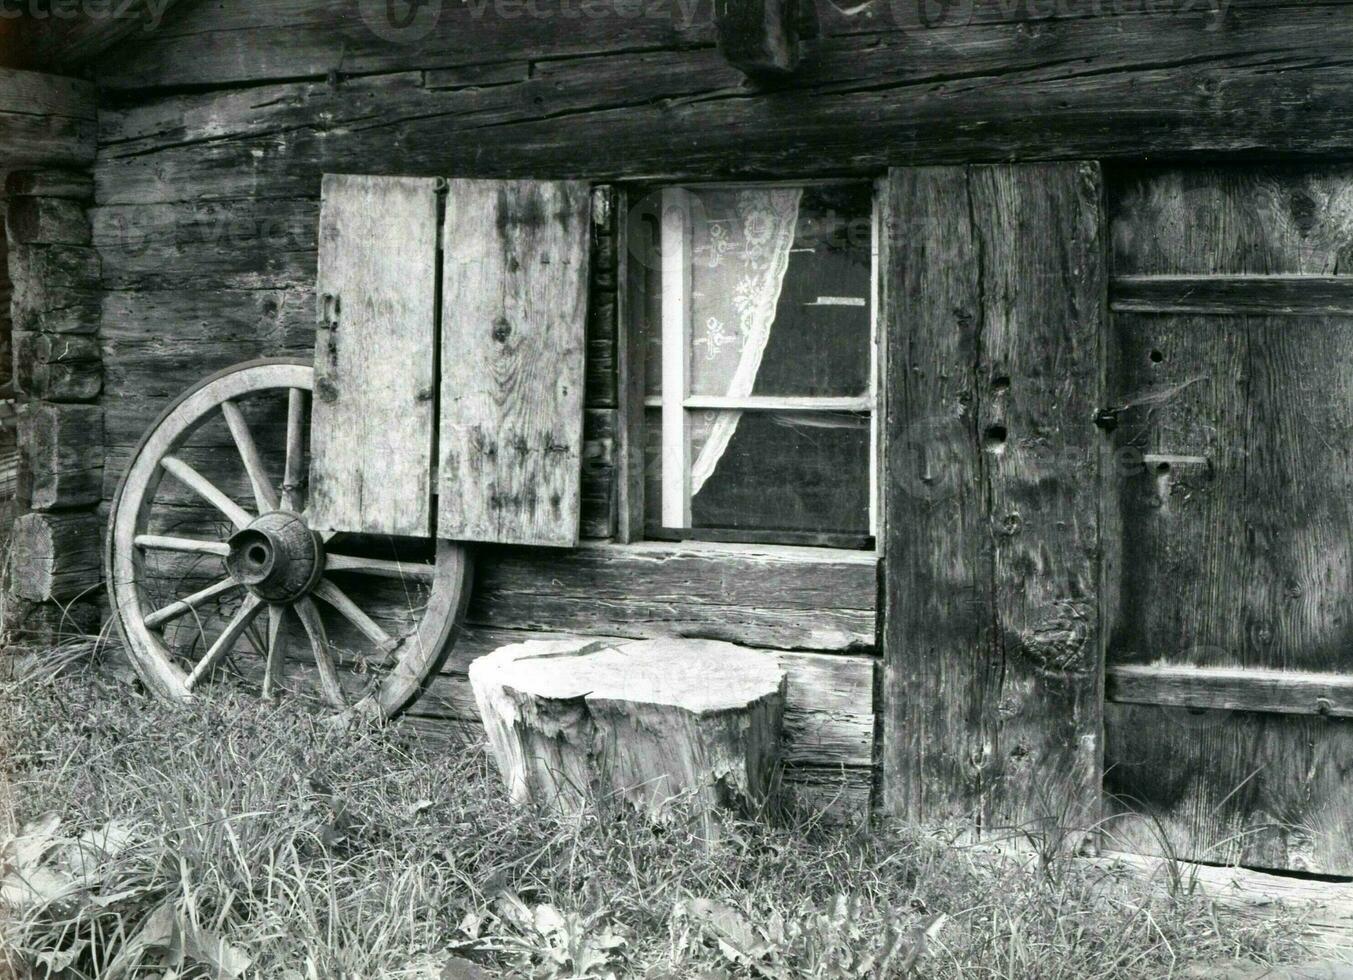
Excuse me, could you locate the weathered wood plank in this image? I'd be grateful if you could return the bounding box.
[437,179,590,548]
[880,166,987,827]
[469,541,877,654]
[308,175,439,537]
[0,69,95,169]
[1105,166,1353,874]
[973,162,1107,834]
[1112,275,1353,316]
[1107,664,1353,719]
[92,6,1353,206]
[882,164,1107,837]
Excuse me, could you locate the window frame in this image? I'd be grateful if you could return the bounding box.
[620,178,883,552]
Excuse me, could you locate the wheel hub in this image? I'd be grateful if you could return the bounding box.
[225,511,325,603]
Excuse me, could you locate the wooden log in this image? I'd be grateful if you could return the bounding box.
[9,510,102,602]
[469,540,877,653]
[89,4,1353,204]
[0,594,103,652]
[12,333,102,402]
[8,244,100,326]
[5,170,94,201]
[17,402,103,511]
[6,197,90,247]
[0,69,95,169]
[470,637,786,829]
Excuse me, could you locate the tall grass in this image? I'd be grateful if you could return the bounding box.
[0,652,1301,979]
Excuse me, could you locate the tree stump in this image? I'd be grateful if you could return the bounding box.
[470,637,786,829]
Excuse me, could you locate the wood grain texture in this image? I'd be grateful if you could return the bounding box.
[17,402,103,510]
[471,638,785,829]
[308,174,439,537]
[437,179,590,548]
[882,163,1107,837]
[1104,166,1353,874]
[469,541,877,654]
[1107,664,1353,719]
[10,510,101,601]
[89,4,1353,207]
[0,69,95,169]
[1112,275,1353,316]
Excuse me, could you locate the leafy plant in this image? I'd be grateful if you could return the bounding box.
[486,889,629,979]
[673,895,945,979]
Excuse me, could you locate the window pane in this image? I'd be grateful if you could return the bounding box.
[685,183,872,399]
[645,409,870,535]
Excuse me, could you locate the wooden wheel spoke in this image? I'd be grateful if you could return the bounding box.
[185,594,264,690]
[221,399,280,514]
[312,578,396,655]
[282,388,306,513]
[324,553,437,581]
[134,534,230,557]
[160,455,253,529]
[145,577,241,630]
[263,604,286,699]
[293,597,345,709]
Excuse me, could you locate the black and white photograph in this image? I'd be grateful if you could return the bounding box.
[0,1,1351,975]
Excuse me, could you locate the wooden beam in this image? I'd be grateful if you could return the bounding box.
[89,4,1353,201]
[469,540,877,654]
[1107,664,1353,719]
[1112,275,1353,316]
[0,68,95,170]
[882,163,1108,837]
[5,0,185,73]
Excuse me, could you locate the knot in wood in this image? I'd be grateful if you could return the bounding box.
[1018,612,1091,673]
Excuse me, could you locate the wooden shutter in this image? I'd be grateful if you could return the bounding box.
[881,163,1108,835]
[437,179,591,548]
[309,174,439,537]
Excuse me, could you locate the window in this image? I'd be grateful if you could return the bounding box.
[634,181,878,549]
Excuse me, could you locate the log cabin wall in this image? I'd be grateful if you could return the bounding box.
[1,68,104,646]
[30,0,1353,819]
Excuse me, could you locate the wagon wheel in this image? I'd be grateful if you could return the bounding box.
[106,357,472,722]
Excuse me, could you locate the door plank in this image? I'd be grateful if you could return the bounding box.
[881,163,1107,837]
[308,174,439,536]
[437,179,591,547]
[1105,166,1353,874]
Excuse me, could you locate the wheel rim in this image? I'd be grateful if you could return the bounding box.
[106,357,472,721]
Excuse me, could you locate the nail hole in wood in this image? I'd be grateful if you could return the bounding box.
[1150,349,1164,363]
[992,375,1011,392]
[984,425,1008,449]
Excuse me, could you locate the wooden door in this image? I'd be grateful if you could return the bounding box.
[1103,166,1353,874]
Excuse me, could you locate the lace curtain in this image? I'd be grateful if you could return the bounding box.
[686,188,803,495]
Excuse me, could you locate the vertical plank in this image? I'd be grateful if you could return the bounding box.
[882,163,1108,836]
[880,167,990,826]
[659,188,692,529]
[437,179,591,548]
[971,163,1107,833]
[308,174,439,536]
[615,187,647,544]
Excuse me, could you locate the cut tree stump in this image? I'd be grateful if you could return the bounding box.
[470,637,787,829]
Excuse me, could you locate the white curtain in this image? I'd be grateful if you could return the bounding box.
[687,188,802,495]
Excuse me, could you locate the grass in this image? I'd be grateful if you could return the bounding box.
[0,645,1305,980]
